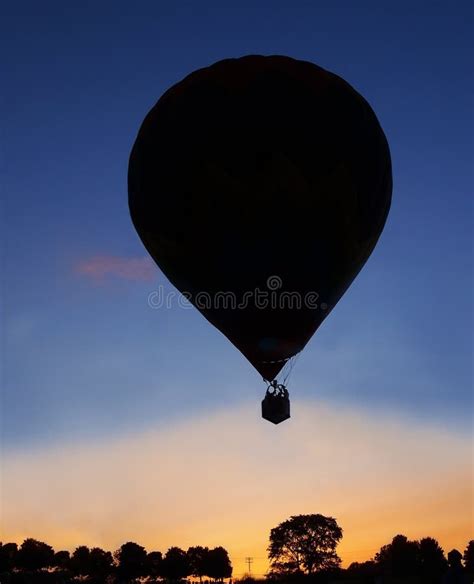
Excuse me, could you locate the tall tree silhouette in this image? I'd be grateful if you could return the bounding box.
[268,514,342,575]
[346,560,377,581]
[375,534,420,578]
[419,537,448,583]
[206,547,232,581]
[161,547,191,582]
[52,549,70,569]
[70,545,91,576]
[0,542,18,573]
[443,549,471,584]
[187,546,209,582]
[146,550,163,580]
[16,538,55,572]
[114,542,148,582]
[89,547,114,581]
[463,541,474,574]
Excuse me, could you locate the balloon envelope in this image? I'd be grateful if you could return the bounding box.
[129,55,392,380]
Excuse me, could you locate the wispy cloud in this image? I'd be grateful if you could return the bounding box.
[75,255,156,282]
[3,400,472,576]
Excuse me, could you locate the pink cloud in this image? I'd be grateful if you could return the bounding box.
[75,255,157,282]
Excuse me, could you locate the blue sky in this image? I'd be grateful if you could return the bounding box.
[3,0,473,452]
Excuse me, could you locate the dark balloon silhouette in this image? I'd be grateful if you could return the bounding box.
[129,54,392,397]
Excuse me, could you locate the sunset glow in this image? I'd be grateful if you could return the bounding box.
[3,400,471,576]
[3,2,472,582]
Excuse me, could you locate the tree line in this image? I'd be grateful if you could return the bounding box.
[0,540,231,584]
[1,514,473,584]
[266,514,474,584]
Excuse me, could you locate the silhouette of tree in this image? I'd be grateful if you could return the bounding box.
[205,547,232,581]
[187,546,209,582]
[268,514,342,575]
[419,537,448,583]
[16,538,55,572]
[114,541,148,582]
[89,547,114,580]
[161,546,191,582]
[3,531,468,584]
[463,540,474,573]
[0,542,18,573]
[443,549,470,584]
[375,534,420,579]
[70,545,91,576]
[442,549,471,584]
[52,549,70,569]
[68,545,113,581]
[347,560,378,580]
[447,549,463,567]
[146,550,163,580]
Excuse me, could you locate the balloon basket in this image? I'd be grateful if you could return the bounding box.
[262,386,291,424]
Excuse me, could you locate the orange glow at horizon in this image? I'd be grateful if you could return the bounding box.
[2,400,472,577]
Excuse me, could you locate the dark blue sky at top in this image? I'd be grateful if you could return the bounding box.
[2,1,472,449]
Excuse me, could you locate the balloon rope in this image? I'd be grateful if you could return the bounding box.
[282,352,301,385]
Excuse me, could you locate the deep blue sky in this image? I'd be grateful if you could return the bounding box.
[3,0,472,450]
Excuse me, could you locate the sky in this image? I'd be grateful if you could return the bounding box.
[2,0,473,576]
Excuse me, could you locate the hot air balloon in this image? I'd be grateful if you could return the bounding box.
[128,55,392,423]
